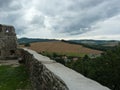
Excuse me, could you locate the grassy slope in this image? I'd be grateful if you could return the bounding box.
[0,65,31,90]
[21,41,102,57]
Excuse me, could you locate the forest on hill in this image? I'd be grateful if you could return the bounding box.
[62,40,119,51]
[18,38,57,44]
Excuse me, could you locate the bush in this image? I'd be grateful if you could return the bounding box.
[67,45,120,90]
[24,43,30,47]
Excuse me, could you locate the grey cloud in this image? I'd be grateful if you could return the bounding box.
[0,12,25,35]
[0,0,24,35]
[0,0,11,8]
[0,0,21,11]
[36,0,74,16]
[68,0,105,11]
[50,0,120,35]
[30,15,45,28]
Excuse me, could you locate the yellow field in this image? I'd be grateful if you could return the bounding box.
[20,41,102,57]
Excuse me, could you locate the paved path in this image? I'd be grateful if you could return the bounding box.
[0,60,19,67]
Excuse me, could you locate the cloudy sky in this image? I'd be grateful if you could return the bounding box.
[0,0,120,40]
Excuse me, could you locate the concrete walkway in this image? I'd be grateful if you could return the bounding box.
[0,60,19,67]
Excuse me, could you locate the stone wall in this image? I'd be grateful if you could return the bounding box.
[21,49,68,90]
[21,48,110,90]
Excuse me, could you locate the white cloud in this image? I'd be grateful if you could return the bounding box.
[0,0,120,40]
[76,14,120,40]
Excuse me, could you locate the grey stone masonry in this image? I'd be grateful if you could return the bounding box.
[0,24,17,59]
[20,49,69,90]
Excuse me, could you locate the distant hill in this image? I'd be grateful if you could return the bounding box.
[66,40,120,51]
[18,38,119,46]
[20,41,102,57]
[18,38,120,51]
[68,39,119,46]
[18,38,58,44]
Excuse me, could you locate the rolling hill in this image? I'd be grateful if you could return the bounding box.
[18,38,119,46]
[21,41,102,57]
[68,39,119,46]
[18,38,58,44]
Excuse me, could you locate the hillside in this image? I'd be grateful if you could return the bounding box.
[68,39,119,46]
[18,38,119,46]
[18,38,57,44]
[22,41,102,57]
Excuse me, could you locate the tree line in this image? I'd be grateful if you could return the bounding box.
[61,40,114,51]
[66,45,120,90]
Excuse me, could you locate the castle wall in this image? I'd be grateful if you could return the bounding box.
[20,48,110,90]
[0,24,17,59]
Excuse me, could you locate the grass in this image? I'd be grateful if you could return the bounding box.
[41,51,86,57]
[65,52,86,57]
[0,65,31,90]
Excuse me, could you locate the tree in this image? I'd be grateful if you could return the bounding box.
[24,43,30,47]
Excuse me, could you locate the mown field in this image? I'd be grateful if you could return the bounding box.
[21,41,102,57]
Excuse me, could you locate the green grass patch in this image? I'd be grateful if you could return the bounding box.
[0,65,31,90]
[65,52,86,57]
[40,51,86,57]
